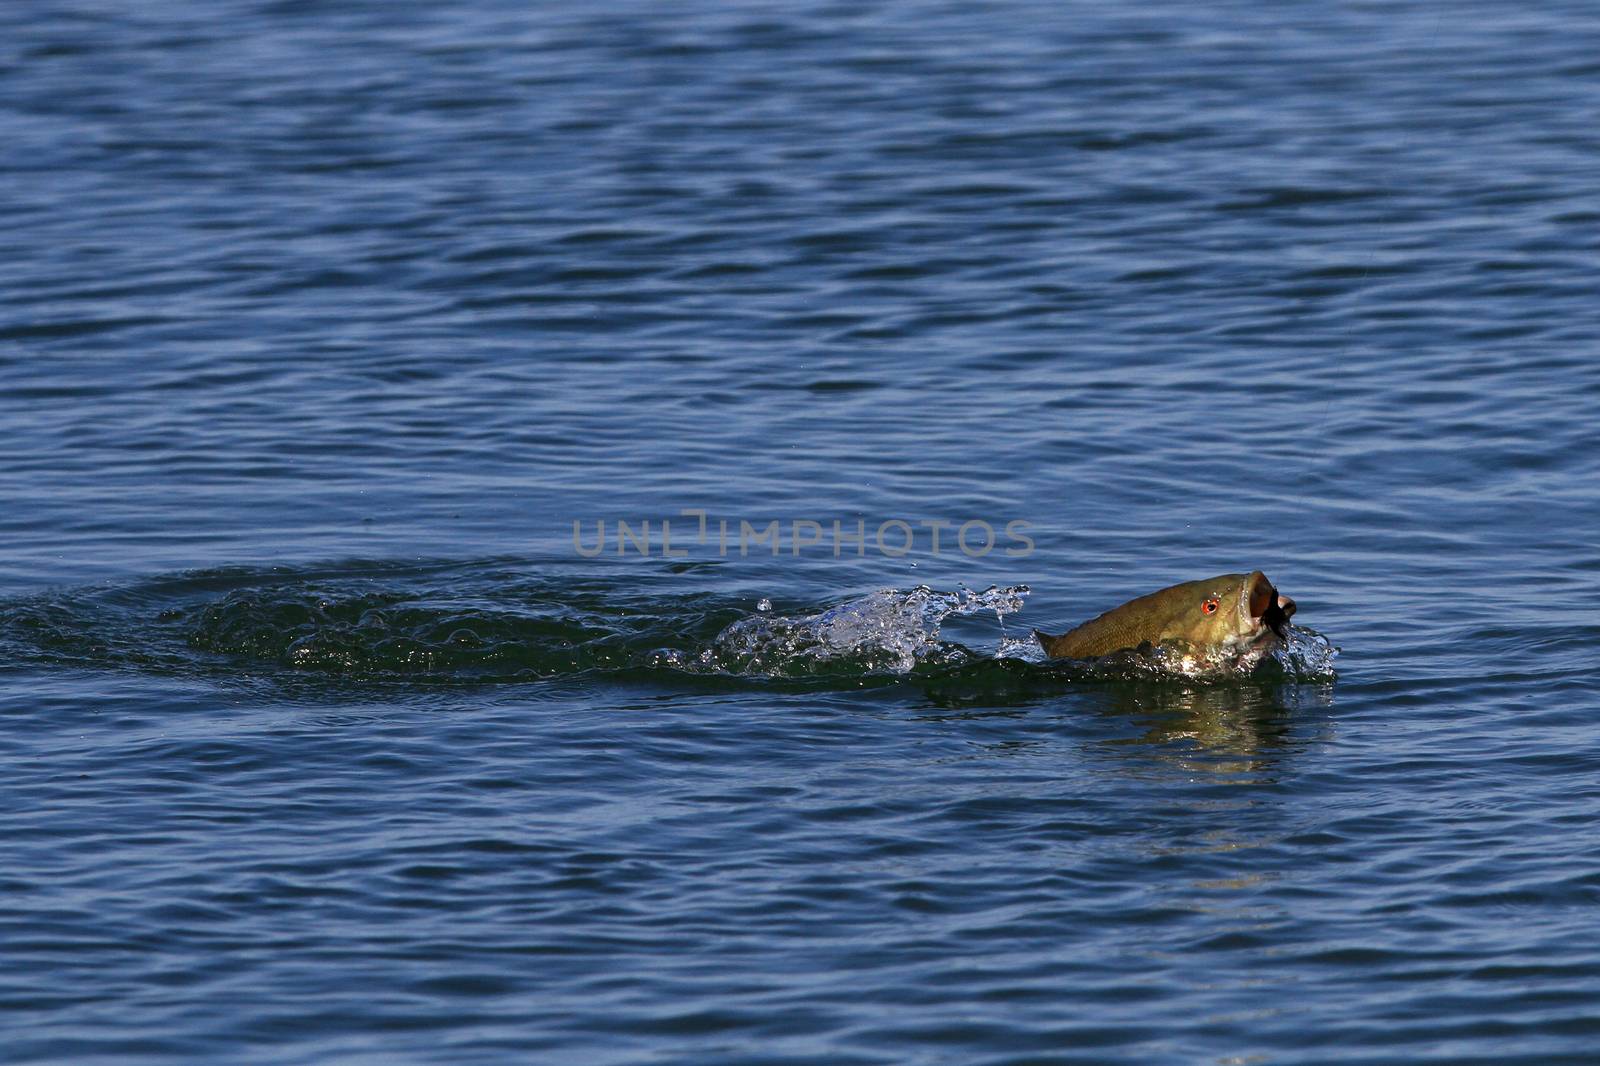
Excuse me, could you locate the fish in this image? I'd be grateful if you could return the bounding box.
[1034,571,1296,661]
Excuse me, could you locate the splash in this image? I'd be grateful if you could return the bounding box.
[668,584,1030,678]
[1272,624,1341,681]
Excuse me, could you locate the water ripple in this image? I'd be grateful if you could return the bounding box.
[4,0,1600,1062]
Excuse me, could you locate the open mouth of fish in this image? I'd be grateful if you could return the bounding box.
[1248,573,1296,644]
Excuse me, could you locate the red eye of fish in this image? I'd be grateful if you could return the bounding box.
[1201,598,1218,615]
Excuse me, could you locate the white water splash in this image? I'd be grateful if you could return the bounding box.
[996,632,1049,663]
[702,585,1030,677]
[1275,625,1340,681]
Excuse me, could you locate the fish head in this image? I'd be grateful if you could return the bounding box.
[1173,570,1296,653]
[1036,570,1298,661]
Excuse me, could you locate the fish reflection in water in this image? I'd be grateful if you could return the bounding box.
[918,671,1335,781]
[1097,681,1336,779]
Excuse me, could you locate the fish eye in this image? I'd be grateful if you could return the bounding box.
[1201,598,1219,615]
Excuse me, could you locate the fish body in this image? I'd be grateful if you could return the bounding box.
[1035,571,1296,660]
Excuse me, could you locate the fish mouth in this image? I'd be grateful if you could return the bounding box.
[1246,572,1297,642]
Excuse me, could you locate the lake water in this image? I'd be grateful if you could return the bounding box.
[3,1,1599,1062]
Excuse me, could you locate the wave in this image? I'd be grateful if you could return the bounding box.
[0,562,1337,698]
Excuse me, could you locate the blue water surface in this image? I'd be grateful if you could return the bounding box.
[3,1,1599,1062]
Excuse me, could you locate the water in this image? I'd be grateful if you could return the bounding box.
[3,1,1599,1061]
